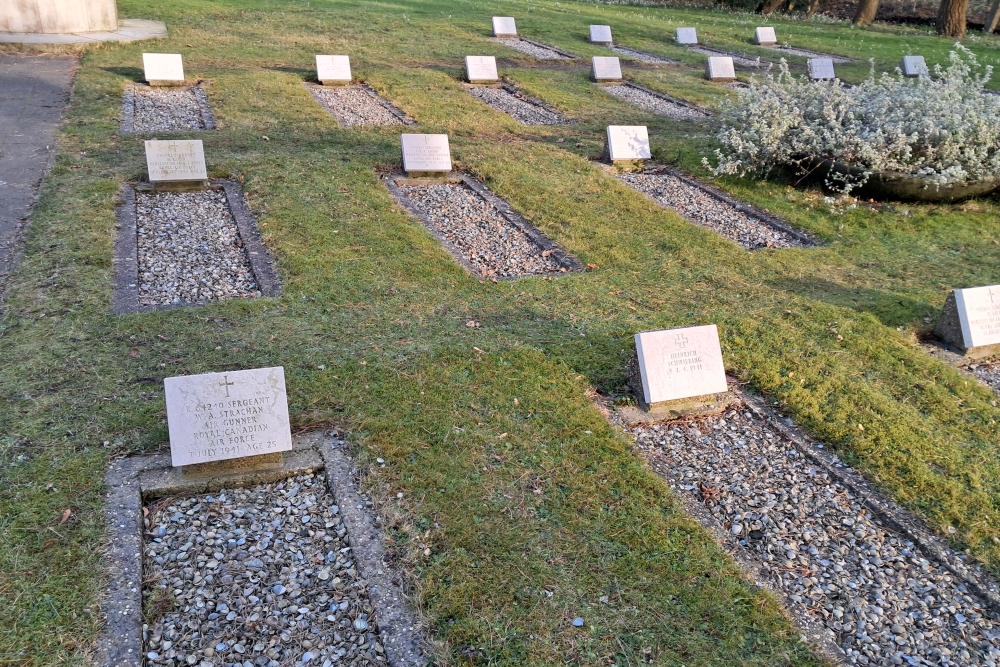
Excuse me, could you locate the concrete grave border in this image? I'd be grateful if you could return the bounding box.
[608,82,712,117]
[119,83,216,135]
[383,172,584,280]
[463,82,573,124]
[306,82,415,127]
[98,431,428,667]
[112,180,280,315]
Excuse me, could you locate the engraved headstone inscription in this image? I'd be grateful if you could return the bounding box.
[606,125,650,162]
[493,16,517,38]
[706,56,736,81]
[901,55,928,78]
[316,55,352,85]
[590,25,613,45]
[635,325,728,405]
[936,285,1000,355]
[465,56,499,83]
[592,56,623,82]
[400,134,452,174]
[808,58,836,80]
[755,27,777,46]
[164,367,293,468]
[676,27,698,45]
[144,139,208,184]
[143,53,185,86]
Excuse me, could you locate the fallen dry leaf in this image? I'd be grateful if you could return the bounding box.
[59,508,72,525]
[129,348,140,358]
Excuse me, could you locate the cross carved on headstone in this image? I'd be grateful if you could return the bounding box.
[219,375,235,397]
[675,334,689,349]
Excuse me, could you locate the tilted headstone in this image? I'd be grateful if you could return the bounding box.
[164,367,293,468]
[493,16,517,38]
[606,125,650,162]
[706,56,735,82]
[143,53,185,86]
[590,25,613,45]
[901,55,928,78]
[316,55,352,85]
[401,134,452,175]
[635,325,728,406]
[465,56,499,83]
[676,27,698,45]
[145,139,207,184]
[808,58,836,80]
[755,27,777,46]
[936,285,1000,356]
[592,56,623,82]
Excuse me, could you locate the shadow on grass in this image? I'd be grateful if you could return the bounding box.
[768,275,937,328]
[101,66,144,82]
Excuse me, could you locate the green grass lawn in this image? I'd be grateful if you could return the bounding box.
[3,0,1000,664]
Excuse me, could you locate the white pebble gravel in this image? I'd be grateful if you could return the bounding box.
[136,190,260,306]
[611,46,676,64]
[616,169,803,250]
[689,46,765,69]
[132,87,210,133]
[602,84,709,120]
[493,38,571,60]
[773,46,853,63]
[632,407,1000,667]
[969,364,1000,394]
[143,474,386,667]
[398,182,565,278]
[468,87,564,124]
[309,85,405,127]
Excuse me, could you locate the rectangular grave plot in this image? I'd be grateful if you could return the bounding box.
[610,46,677,65]
[689,46,766,70]
[99,432,428,667]
[113,181,280,314]
[614,166,814,250]
[773,46,854,63]
[120,84,216,135]
[466,84,568,125]
[602,83,710,121]
[307,83,414,128]
[385,174,582,279]
[492,37,577,60]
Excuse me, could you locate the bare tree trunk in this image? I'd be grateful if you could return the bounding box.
[984,0,1000,33]
[937,0,969,36]
[854,0,881,25]
[806,0,823,19]
[759,0,786,15]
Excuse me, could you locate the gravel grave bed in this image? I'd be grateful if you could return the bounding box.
[602,84,709,120]
[493,38,571,60]
[773,46,854,63]
[136,190,260,306]
[610,46,676,64]
[689,46,766,69]
[631,407,1000,667]
[143,473,386,667]
[126,86,213,133]
[615,169,805,250]
[308,85,406,128]
[969,363,1000,394]
[467,86,564,124]
[395,181,567,278]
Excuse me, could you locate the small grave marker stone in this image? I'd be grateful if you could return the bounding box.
[142,53,185,86]
[936,285,1000,357]
[606,125,650,163]
[144,139,207,187]
[706,56,735,81]
[465,56,499,83]
[755,27,777,46]
[493,16,517,37]
[901,55,928,77]
[808,57,836,80]
[316,55,352,85]
[590,25,613,45]
[635,325,728,406]
[401,134,452,176]
[592,56,622,82]
[164,367,292,470]
[676,27,698,45]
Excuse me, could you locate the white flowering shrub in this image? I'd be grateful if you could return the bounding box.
[706,46,1000,192]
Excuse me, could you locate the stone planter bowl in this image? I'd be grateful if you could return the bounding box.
[800,157,1000,202]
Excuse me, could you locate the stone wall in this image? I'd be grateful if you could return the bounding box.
[1,0,118,34]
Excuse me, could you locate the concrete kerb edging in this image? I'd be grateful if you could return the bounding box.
[111,179,280,315]
[617,81,713,117]
[98,431,429,667]
[305,82,416,127]
[119,83,216,135]
[463,80,574,124]
[382,172,584,280]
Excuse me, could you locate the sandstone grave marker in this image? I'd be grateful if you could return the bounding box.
[606,125,650,163]
[901,55,928,77]
[493,16,517,37]
[635,325,728,406]
[164,367,292,468]
[465,56,499,83]
[590,24,613,45]
[706,56,735,81]
[808,57,836,80]
[592,56,623,82]
[676,27,698,45]
[936,285,1000,357]
[143,53,185,86]
[316,55,352,85]
[401,134,452,175]
[144,139,207,186]
[755,27,777,46]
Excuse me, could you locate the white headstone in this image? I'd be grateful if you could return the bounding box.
[635,325,728,405]
[606,125,650,161]
[316,55,352,84]
[465,56,499,83]
[592,56,622,81]
[145,140,207,183]
[590,25,613,45]
[142,53,185,85]
[706,56,735,81]
[493,16,517,37]
[164,367,293,468]
[755,27,777,45]
[676,27,698,45]
[901,55,928,77]
[808,58,836,80]
[953,286,1000,349]
[400,134,452,173]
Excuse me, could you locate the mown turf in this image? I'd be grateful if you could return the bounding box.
[2,0,1000,664]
